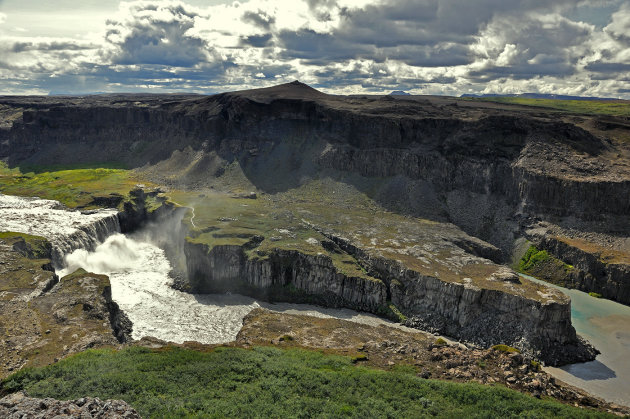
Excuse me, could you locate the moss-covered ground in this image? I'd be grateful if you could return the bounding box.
[1,345,614,418]
[517,245,576,288]
[0,162,147,209]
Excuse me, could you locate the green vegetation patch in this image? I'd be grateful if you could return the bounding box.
[492,344,521,354]
[0,232,51,259]
[1,346,612,418]
[517,245,577,291]
[519,246,551,272]
[0,162,144,208]
[388,303,407,323]
[588,292,603,299]
[464,97,630,117]
[434,338,448,347]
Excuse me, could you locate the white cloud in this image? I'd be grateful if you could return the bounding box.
[0,0,627,97]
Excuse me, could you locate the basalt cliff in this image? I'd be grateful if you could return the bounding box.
[2,82,630,365]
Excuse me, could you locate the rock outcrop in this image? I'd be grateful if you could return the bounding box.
[527,233,630,304]
[0,234,131,379]
[0,392,140,419]
[185,242,388,313]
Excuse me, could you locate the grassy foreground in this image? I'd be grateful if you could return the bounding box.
[1,346,612,418]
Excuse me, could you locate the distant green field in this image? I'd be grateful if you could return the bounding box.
[465,97,630,117]
[1,346,613,418]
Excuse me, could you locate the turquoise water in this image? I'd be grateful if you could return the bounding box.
[521,274,630,407]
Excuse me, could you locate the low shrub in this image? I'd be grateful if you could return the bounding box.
[434,338,448,347]
[1,346,611,418]
[492,344,521,354]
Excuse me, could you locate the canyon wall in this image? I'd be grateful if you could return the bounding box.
[2,92,627,232]
[529,235,630,305]
[182,234,595,366]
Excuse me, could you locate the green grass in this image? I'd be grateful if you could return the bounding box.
[464,97,630,117]
[588,292,603,299]
[518,246,551,272]
[17,162,129,174]
[0,232,50,259]
[1,346,612,418]
[0,162,143,208]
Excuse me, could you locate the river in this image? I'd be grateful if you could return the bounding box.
[521,274,630,407]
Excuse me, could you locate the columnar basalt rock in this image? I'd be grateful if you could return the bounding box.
[183,234,596,366]
[184,241,388,313]
[528,234,630,305]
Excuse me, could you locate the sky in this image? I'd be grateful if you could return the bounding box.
[0,0,629,97]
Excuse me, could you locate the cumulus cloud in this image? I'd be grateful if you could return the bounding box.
[0,0,628,97]
[104,2,212,67]
[604,2,630,44]
[470,12,594,81]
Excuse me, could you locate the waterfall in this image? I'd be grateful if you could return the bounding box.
[0,193,121,268]
[50,213,121,268]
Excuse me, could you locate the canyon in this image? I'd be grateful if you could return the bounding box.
[0,83,629,410]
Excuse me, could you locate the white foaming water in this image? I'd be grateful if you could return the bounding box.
[59,233,261,343]
[0,193,120,266]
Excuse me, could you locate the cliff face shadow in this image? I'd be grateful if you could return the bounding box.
[235,144,516,255]
[559,359,617,381]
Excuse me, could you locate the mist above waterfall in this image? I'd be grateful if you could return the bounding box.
[59,234,144,277]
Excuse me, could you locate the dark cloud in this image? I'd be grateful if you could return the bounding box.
[278,29,373,63]
[10,41,96,53]
[241,10,275,30]
[240,33,273,47]
[277,0,586,70]
[586,62,630,73]
[375,44,471,67]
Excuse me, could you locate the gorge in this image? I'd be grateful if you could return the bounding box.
[1,82,629,412]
